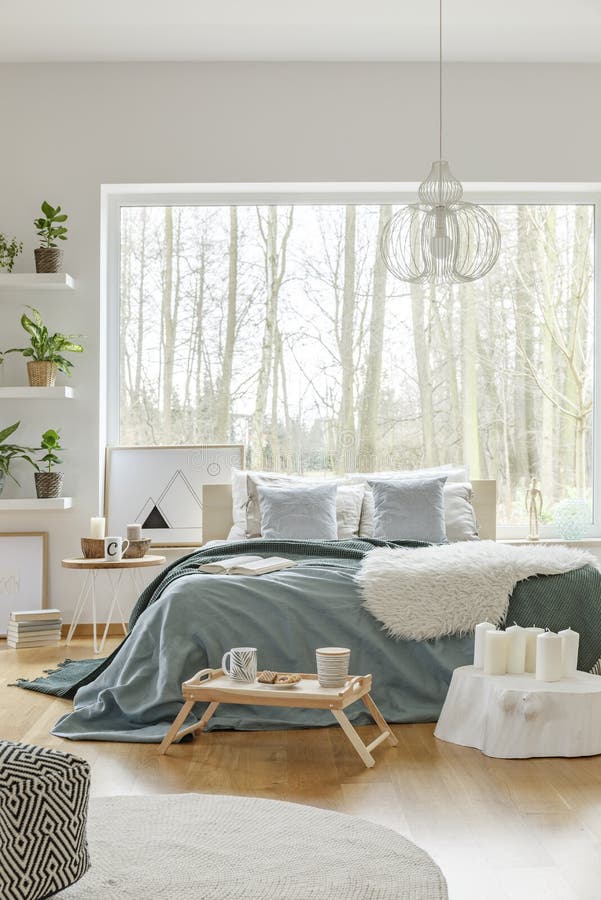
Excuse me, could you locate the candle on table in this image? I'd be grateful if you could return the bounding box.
[127,523,142,542]
[524,626,544,673]
[90,517,106,540]
[535,631,563,682]
[473,621,496,668]
[558,627,580,678]
[484,630,508,676]
[506,623,527,674]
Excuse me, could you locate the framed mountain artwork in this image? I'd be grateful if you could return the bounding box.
[105,445,244,546]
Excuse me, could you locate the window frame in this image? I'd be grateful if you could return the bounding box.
[102,182,601,540]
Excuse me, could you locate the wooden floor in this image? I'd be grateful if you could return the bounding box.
[2,639,601,900]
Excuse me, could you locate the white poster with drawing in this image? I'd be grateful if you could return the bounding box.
[0,533,47,635]
[106,445,244,545]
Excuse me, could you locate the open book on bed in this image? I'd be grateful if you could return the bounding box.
[197,555,296,576]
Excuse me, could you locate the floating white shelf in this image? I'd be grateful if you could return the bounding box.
[0,386,74,399]
[0,497,73,510]
[0,273,75,291]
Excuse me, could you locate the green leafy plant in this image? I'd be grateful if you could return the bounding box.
[0,234,23,273]
[1,307,83,375]
[34,201,68,249]
[0,421,39,485]
[38,428,63,473]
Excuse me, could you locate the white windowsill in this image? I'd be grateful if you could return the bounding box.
[499,537,601,546]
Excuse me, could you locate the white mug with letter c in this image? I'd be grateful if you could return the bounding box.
[221,646,257,682]
[104,536,129,562]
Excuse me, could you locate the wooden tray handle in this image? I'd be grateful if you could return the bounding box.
[345,675,367,693]
[185,667,219,686]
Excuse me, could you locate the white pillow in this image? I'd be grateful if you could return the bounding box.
[230,470,364,540]
[443,483,479,541]
[226,523,249,542]
[348,464,468,485]
[358,479,478,542]
[336,483,365,539]
[231,468,251,533]
[230,469,286,534]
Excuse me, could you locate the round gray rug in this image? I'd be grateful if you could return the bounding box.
[55,793,447,899]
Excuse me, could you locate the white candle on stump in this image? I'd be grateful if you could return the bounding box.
[506,623,526,674]
[535,631,563,682]
[559,628,580,678]
[474,622,496,668]
[90,517,105,540]
[484,630,508,675]
[524,626,544,673]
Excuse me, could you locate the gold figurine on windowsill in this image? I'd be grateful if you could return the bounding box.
[525,477,543,541]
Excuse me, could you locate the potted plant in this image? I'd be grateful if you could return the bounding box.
[0,421,39,497]
[33,201,68,273]
[1,307,83,386]
[35,428,64,498]
[0,234,23,273]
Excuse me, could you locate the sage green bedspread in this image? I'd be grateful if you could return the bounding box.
[14,539,601,743]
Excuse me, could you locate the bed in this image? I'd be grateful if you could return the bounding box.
[16,477,601,744]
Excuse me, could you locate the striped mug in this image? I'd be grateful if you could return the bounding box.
[222,646,257,682]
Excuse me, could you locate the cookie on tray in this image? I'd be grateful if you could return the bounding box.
[274,673,301,685]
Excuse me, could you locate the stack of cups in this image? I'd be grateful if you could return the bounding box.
[316,647,351,688]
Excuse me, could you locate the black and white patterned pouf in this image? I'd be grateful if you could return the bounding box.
[0,741,91,900]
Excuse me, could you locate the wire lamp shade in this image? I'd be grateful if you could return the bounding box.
[380,2,501,285]
[381,162,501,284]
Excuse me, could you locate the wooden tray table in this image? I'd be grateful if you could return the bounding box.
[159,669,398,767]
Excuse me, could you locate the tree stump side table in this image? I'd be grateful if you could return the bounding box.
[61,555,166,654]
[435,664,601,759]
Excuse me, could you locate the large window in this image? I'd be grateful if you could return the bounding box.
[110,190,596,533]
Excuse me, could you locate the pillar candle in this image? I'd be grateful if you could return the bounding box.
[127,523,142,542]
[558,628,580,678]
[90,517,106,540]
[506,624,526,674]
[535,631,563,682]
[473,621,496,668]
[484,630,508,675]
[524,626,544,673]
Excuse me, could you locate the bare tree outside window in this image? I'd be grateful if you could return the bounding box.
[119,203,594,526]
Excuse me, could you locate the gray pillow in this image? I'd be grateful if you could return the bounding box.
[257,482,338,541]
[369,476,447,542]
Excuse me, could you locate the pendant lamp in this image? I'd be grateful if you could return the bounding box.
[380,0,501,284]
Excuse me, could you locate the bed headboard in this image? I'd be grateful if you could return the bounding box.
[203,484,234,543]
[202,479,497,543]
[469,480,497,541]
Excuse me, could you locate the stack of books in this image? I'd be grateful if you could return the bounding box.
[6,609,63,649]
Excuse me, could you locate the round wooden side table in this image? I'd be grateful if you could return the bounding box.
[61,555,167,654]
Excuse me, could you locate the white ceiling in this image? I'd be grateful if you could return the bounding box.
[1,0,600,63]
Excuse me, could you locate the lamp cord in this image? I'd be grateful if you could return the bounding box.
[439,0,443,161]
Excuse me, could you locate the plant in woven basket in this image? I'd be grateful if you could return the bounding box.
[34,428,64,498]
[0,421,39,496]
[34,201,68,273]
[0,234,23,273]
[1,307,83,386]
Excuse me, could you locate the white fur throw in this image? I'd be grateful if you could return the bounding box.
[357,541,600,641]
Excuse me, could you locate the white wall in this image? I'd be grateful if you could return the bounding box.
[1,62,600,621]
